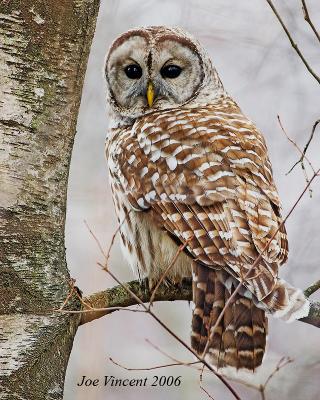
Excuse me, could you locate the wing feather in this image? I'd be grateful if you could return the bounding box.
[106,99,288,301]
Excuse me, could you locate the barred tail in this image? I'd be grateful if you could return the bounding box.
[191,264,267,371]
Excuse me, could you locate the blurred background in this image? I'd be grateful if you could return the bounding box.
[64,1,320,399]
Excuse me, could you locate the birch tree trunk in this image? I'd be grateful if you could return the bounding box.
[0,1,100,399]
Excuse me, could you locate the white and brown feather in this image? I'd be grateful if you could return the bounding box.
[107,99,288,302]
[105,26,308,371]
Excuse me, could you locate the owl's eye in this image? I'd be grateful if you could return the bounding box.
[124,64,142,79]
[161,64,182,79]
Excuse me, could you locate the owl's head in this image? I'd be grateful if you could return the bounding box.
[105,26,224,122]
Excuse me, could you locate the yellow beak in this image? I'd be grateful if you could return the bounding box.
[147,81,155,107]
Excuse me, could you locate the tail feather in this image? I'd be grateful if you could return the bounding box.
[191,263,267,371]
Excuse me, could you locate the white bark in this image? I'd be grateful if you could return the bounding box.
[0,1,100,398]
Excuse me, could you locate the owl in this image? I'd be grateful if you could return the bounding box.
[104,26,309,371]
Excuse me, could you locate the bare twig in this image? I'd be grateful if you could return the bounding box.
[302,119,320,161]
[277,116,316,174]
[277,115,316,197]
[114,338,204,372]
[199,365,215,400]
[301,0,320,43]
[55,278,93,313]
[266,0,320,84]
[258,357,294,400]
[263,357,293,390]
[286,119,320,175]
[84,213,130,265]
[109,357,199,371]
[58,306,145,314]
[144,338,184,364]
[58,279,77,311]
[200,385,215,400]
[84,220,107,262]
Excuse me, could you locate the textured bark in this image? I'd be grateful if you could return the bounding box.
[0,1,100,399]
[80,278,193,325]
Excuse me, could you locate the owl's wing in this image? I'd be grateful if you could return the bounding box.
[107,101,288,303]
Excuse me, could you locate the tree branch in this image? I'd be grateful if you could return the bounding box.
[79,278,192,325]
[79,278,320,328]
[304,279,320,298]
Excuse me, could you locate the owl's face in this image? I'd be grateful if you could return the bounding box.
[105,27,223,121]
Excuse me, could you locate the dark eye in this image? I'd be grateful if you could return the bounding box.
[124,64,142,79]
[160,64,182,79]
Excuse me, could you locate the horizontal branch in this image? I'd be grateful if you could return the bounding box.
[80,278,192,325]
[80,278,320,328]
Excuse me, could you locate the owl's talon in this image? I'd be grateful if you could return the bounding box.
[140,278,150,297]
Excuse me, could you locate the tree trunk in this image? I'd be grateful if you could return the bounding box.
[0,1,100,398]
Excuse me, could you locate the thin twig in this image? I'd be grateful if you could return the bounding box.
[199,364,215,400]
[277,115,316,175]
[84,220,107,261]
[302,119,320,158]
[109,357,199,371]
[266,0,320,84]
[286,119,320,175]
[57,306,145,314]
[277,115,315,197]
[258,357,294,400]
[109,351,294,400]
[58,279,76,311]
[200,383,215,400]
[84,213,130,265]
[263,357,293,389]
[145,338,183,364]
[56,278,94,312]
[301,0,320,43]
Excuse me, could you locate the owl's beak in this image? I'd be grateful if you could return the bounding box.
[146,81,155,107]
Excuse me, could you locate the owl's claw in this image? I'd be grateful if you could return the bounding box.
[140,278,150,298]
[147,276,180,308]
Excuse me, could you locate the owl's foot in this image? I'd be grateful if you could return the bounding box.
[147,276,182,308]
[148,276,177,291]
[140,277,150,298]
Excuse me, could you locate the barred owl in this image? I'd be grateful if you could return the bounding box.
[105,26,309,371]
